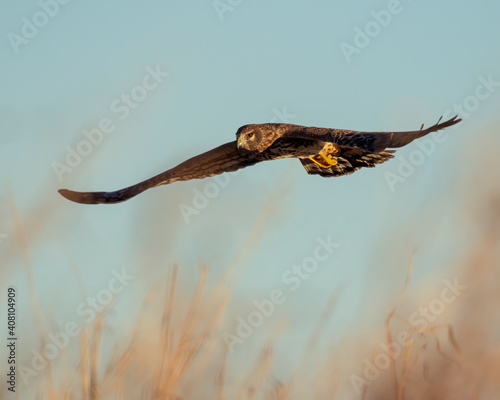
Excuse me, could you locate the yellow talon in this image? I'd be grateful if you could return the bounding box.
[309,151,338,168]
[320,152,338,166]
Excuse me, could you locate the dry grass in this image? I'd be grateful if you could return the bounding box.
[6,186,499,400]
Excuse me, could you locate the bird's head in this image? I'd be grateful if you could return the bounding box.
[236,124,277,155]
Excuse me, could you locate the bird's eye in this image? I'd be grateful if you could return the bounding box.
[247,132,255,139]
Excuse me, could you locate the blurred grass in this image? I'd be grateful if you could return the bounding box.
[7,184,499,400]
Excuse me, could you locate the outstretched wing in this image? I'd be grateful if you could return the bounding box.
[282,116,461,153]
[333,115,461,152]
[59,141,259,204]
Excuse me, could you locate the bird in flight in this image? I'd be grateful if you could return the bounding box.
[59,116,461,204]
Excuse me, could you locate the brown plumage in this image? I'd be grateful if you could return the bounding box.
[58,115,461,204]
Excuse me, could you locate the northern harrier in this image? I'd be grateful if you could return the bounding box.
[59,116,461,204]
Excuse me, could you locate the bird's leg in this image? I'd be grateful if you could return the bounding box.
[320,151,338,166]
[309,143,339,168]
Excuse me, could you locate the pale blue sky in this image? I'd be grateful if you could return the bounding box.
[1,0,500,393]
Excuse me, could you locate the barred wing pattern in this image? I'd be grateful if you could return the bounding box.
[283,116,461,153]
[300,148,395,177]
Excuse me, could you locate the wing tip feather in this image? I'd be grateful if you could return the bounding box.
[427,115,462,132]
[58,189,104,204]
